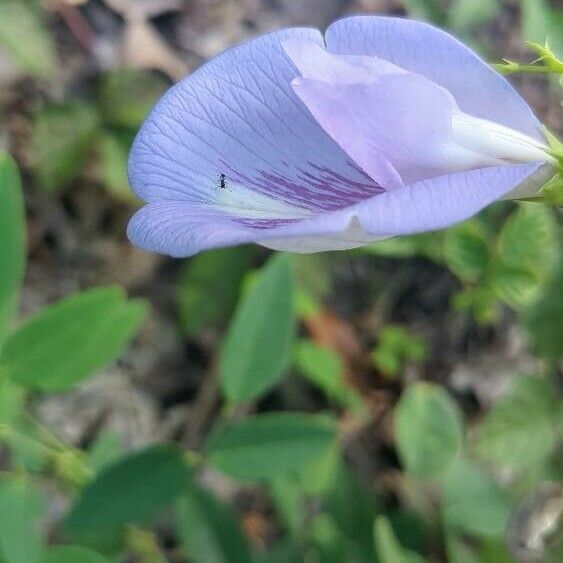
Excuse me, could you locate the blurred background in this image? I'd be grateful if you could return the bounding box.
[0,1,562,562]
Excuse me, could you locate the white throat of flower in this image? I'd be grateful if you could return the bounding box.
[450,112,554,166]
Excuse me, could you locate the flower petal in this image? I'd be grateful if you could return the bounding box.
[129,28,385,214]
[128,163,541,257]
[325,16,543,141]
[291,72,462,184]
[355,162,543,236]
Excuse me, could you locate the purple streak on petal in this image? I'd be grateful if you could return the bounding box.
[325,16,543,141]
[128,163,540,257]
[129,28,385,210]
[220,160,384,211]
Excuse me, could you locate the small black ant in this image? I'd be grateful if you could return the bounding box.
[218,173,227,189]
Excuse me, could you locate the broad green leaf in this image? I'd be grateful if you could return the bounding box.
[450,0,500,30]
[0,153,25,340]
[65,446,187,536]
[374,517,427,563]
[491,264,542,309]
[178,247,253,337]
[205,412,337,481]
[175,484,252,563]
[0,477,44,563]
[444,223,490,283]
[0,286,147,392]
[87,432,123,474]
[0,379,24,425]
[98,69,168,129]
[42,546,109,563]
[441,459,509,537]
[219,254,296,403]
[473,376,558,470]
[0,1,56,77]
[525,262,563,361]
[395,383,463,478]
[97,132,137,203]
[496,204,557,274]
[31,102,99,192]
[293,339,363,411]
[325,462,379,560]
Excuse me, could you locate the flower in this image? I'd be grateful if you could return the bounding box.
[127,16,554,257]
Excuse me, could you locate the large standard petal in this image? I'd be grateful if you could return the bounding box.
[128,28,386,214]
[128,163,541,257]
[325,16,543,141]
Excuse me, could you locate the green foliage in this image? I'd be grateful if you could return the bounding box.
[395,383,464,478]
[31,102,99,192]
[0,0,56,78]
[98,70,168,130]
[219,254,296,403]
[473,376,560,472]
[97,132,138,204]
[374,516,427,563]
[175,484,252,563]
[441,458,510,537]
[521,0,563,58]
[525,262,563,362]
[0,153,25,340]
[205,413,337,481]
[371,325,427,378]
[444,222,490,283]
[0,286,147,392]
[42,546,110,563]
[178,247,253,337]
[451,0,501,30]
[0,477,44,563]
[293,339,363,411]
[65,446,187,537]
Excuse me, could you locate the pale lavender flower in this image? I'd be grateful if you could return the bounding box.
[127,16,553,257]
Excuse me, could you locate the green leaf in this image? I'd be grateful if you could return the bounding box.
[31,102,99,192]
[0,379,24,425]
[178,247,253,337]
[175,484,252,563]
[441,459,509,537]
[0,286,147,392]
[496,204,557,274]
[65,446,187,537]
[491,264,542,309]
[450,0,500,30]
[97,131,137,204]
[98,69,168,129]
[395,383,463,478]
[525,262,563,361]
[87,432,123,474]
[473,376,559,471]
[374,516,427,563]
[205,412,337,481]
[444,222,490,283]
[219,254,296,403]
[0,477,45,563]
[0,1,56,78]
[0,153,25,340]
[293,339,363,411]
[42,546,110,563]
